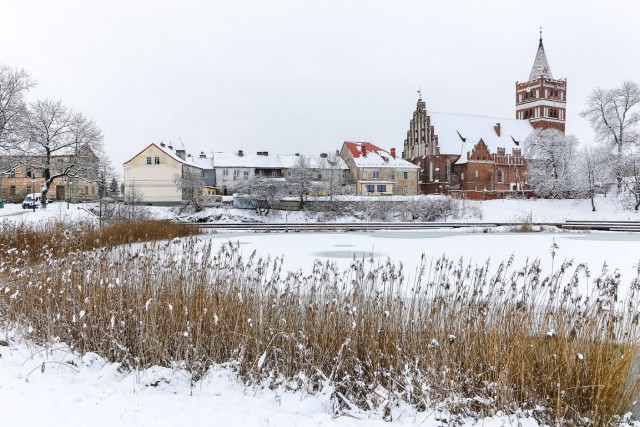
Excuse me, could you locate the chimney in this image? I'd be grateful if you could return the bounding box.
[361,145,367,157]
[160,142,165,148]
[168,144,173,150]
[238,150,244,157]
[390,148,396,159]
[320,153,328,158]
[176,149,186,160]
[494,123,501,137]
[199,151,206,158]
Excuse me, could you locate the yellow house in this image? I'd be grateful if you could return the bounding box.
[123,143,204,205]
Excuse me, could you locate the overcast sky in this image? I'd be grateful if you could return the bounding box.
[3,1,640,171]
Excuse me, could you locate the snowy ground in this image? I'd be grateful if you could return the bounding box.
[1,195,639,426]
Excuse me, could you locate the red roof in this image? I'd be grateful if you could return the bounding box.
[343,141,386,158]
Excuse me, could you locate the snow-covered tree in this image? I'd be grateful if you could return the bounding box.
[286,154,315,209]
[524,128,578,198]
[236,176,285,215]
[580,80,640,189]
[20,99,103,207]
[0,64,35,150]
[574,145,610,211]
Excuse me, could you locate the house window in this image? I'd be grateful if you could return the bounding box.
[271,171,278,177]
[146,156,152,165]
[10,186,16,195]
[287,170,292,177]
[222,169,229,177]
[365,184,375,193]
[243,170,249,179]
[342,171,348,178]
[497,170,503,183]
[233,170,239,180]
[8,169,16,178]
[26,186,32,194]
[154,157,160,164]
[25,168,32,178]
[403,171,409,180]
[392,185,395,193]
[391,171,396,180]
[372,171,380,180]
[402,185,408,194]
[377,185,386,193]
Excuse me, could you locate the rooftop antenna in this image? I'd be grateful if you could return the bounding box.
[179,137,185,150]
[417,87,422,100]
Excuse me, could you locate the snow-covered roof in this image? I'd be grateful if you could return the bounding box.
[123,143,203,168]
[428,112,534,164]
[528,38,553,81]
[343,141,419,169]
[209,152,349,170]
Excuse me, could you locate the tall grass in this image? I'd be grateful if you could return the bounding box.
[1,222,639,425]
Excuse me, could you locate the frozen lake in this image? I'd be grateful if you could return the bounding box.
[200,230,640,291]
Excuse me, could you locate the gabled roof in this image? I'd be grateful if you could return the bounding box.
[528,37,553,81]
[427,112,534,164]
[343,141,419,169]
[123,143,202,168]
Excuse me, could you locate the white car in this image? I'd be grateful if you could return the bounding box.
[22,193,42,209]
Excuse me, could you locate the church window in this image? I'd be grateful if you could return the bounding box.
[461,173,464,180]
[497,170,503,183]
[429,162,433,181]
[474,170,478,179]
[445,160,450,181]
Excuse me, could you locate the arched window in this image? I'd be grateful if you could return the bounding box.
[429,162,433,181]
[445,160,450,181]
[497,170,503,183]
[474,170,479,179]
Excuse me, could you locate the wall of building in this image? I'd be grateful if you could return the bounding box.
[123,145,183,204]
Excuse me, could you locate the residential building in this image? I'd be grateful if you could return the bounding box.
[123,143,204,205]
[0,147,99,203]
[340,141,419,195]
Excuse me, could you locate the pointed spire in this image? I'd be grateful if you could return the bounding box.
[529,28,553,81]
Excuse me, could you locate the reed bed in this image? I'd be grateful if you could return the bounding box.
[1,222,639,425]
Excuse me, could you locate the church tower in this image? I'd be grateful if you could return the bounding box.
[515,32,566,132]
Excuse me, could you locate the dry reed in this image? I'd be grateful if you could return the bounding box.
[1,221,639,425]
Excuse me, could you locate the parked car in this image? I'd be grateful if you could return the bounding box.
[22,193,42,209]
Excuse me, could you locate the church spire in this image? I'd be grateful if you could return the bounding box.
[529,29,553,81]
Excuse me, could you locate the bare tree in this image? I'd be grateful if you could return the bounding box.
[524,128,578,198]
[619,148,640,210]
[580,81,640,189]
[0,64,36,150]
[174,166,206,212]
[21,99,103,207]
[286,155,315,209]
[575,146,610,211]
[236,176,284,215]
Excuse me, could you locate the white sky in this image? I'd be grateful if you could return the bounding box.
[3,1,640,171]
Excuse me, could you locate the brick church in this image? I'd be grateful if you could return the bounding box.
[402,34,567,196]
